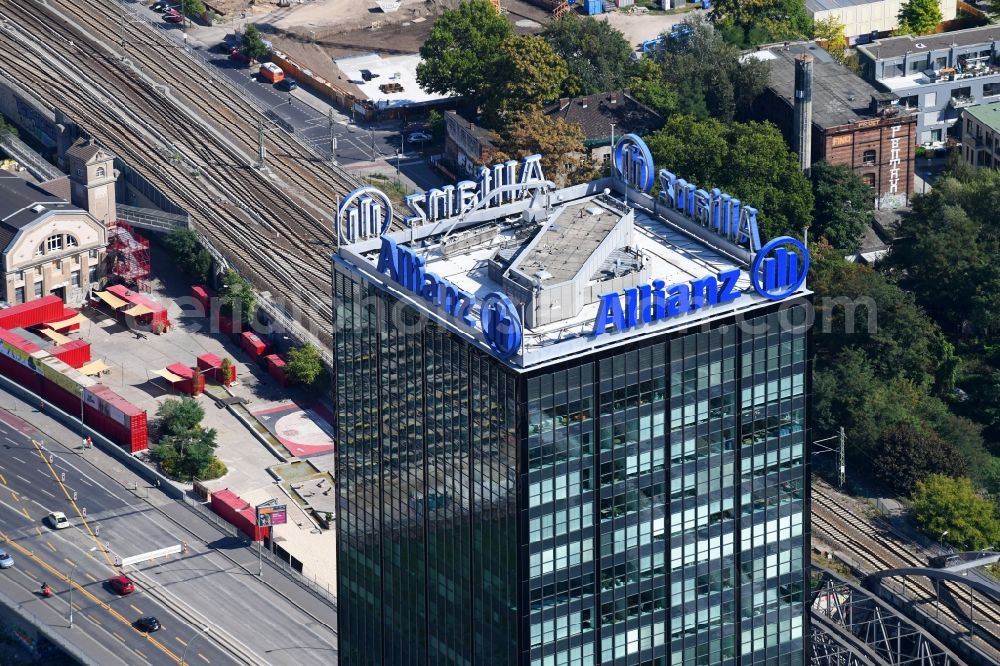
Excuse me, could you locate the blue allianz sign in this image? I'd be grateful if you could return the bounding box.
[612,135,761,252]
[337,186,393,244]
[376,236,522,358]
[751,237,809,301]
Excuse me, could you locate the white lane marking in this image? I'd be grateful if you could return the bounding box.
[37,487,55,499]
[78,477,93,487]
[10,455,24,464]
[15,474,29,484]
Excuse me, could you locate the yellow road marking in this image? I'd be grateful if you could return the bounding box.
[175,636,187,646]
[113,631,126,643]
[63,558,75,568]
[0,526,184,664]
[86,573,98,582]
[30,439,113,568]
[34,527,41,536]
[20,507,30,520]
[9,491,15,502]
[130,603,142,614]
[0,472,6,484]
[198,654,210,663]
[46,541,56,552]
[135,649,146,660]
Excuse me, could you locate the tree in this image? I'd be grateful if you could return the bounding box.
[541,14,635,96]
[156,397,205,437]
[911,475,1000,550]
[482,35,567,127]
[416,0,512,109]
[812,16,848,63]
[644,115,729,187]
[493,111,598,188]
[240,24,269,62]
[220,357,234,386]
[628,58,678,118]
[810,161,876,252]
[709,0,810,45]
[218,269,256,325]
[164,228,212,284]
[872,423,966,495]
[287,343,325,386]
[184,0,206,17]
[897,0,942,35]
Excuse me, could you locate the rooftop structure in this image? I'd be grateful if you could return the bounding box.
[334,53,451,109]
[857,26,1000,143]
[542,89,664,148]
[960,100,1000,169]
[805,0,956,45]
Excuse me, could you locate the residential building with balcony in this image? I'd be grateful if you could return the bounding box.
[857,26,1000,144]
[959,100,1000,168]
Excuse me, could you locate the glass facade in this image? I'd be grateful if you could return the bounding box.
[335,267,810,666]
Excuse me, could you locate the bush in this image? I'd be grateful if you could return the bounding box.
[911,474,1000,550]
[201,458,227,480]
[151,397,221,481]
[287,343,327,387]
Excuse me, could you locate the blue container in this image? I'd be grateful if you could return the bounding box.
[583,0,603,14]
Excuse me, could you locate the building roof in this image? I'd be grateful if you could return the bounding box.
[964,100,1000,132]
[0,173,77,251]
[806,0,884,12]
[753,42,895,129]
[543,90,664,146]
[857,25,1000,61]
[445,111,497,148]
[65,138,106,163]
[38,176,71,201]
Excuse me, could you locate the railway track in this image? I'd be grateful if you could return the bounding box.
[812,480,1000,660]
[0,0,391,349]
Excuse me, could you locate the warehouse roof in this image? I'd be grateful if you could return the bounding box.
[752,42,893,128]
[806,0,884,12]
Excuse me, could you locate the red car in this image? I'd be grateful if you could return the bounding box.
[109,575,135,595]
[229,48,251,64]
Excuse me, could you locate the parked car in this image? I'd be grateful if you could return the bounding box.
[259,62,285,84]
[135,616,161,632]
[45,511,69,530]
[0,551,13,569]
[407,131,432,143]
[109,575,135,595]
[274,78,298,92]
[229,48,252,65]
[151,1,170,11]
[164,9,183,23]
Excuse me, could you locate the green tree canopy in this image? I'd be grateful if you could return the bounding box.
[482,35,567,127]
[493,111,598,188]
[897,0,943,35]
[628,58,678,118]
[653,17,769,122]
[710,0,810,46]
[416,0,512,109]
[644,115,813,239]
[156,397,205,437]
[240,24,269,62]
[872,423,967,495]
[218,269,256,324]
[911,474,1000,550]
[164,228,212,284]
[810,161,876,252]
[541,14,635,97]
[287,343,325,386]
[185,0,206,17]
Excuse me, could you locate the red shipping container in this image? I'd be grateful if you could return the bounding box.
[49,340,91,369]
[83,385,148,452]
[210,489,269,541]
[0,295,63,330]
[240,332,267,360]
[264,353,288,386]
[191,286,211,313]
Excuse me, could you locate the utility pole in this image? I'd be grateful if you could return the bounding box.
[119,3,127,60]
[838,426,845,488]
[370,127,376,162]
[328,109,337,164]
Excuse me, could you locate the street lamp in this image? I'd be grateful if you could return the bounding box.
[182,625,210,665]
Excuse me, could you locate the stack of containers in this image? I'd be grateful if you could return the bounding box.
[83,385,148,452]
[49,340,91,368]
[166,363,204,396]
[0,295,63,329]
[191,285,211,313]
[264,353,287,386]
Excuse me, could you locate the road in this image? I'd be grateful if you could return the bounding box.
[121,0,426,166]
[0,387,338,665]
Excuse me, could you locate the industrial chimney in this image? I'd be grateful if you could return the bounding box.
[793,53,814,174]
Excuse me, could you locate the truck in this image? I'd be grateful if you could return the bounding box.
[259,62,285,84]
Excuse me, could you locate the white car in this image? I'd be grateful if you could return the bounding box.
[407,131,432,143]
[0,551,12,569]
[46,511,70,530]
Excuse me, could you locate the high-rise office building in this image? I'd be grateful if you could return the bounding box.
[333,135,811,666]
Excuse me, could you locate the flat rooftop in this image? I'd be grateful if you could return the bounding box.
[752,43,891,128]
[965,100,1000,132]
[334,52,450,108]
[858,26,1000,61]
[334,179,806,369]
[806,0,883,12]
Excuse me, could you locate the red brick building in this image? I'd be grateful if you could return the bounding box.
[752,43,917,208]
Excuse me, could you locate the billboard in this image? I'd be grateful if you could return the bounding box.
[255,502,287,527]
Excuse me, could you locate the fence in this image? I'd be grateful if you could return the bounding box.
[0,130,63,181]
[117,203,190,232]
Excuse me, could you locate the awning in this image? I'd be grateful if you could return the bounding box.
[124,304,154,317]
[152,368,185,383]
[38,328,72,345]
[48,313,86,330]
[79,359,111,376]
[95,290,129,310]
